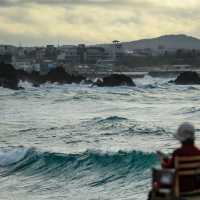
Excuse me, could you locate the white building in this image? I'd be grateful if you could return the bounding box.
[0,45,17,55]
[14,60,33,72]
[57,52,66,62]
[32,63,40,72]
[40,60,56,75]
[112,40,124,61]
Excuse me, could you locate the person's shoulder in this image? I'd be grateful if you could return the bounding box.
[194,145,200,153]
[172,147,183,156]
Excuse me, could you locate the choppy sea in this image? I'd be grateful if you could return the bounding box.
[0,75,200,200]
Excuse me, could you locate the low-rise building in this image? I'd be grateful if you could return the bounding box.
[65,46,79,64]
[86,47,105,64]
[13,58,35,72]
[0,54,14,64]
[32,63,40,72]
[0,45,17,55]
[40,60,57,75]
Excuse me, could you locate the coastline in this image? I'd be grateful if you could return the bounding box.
[81,65,200,79]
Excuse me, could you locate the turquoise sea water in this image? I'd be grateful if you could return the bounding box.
[0,75,200,200]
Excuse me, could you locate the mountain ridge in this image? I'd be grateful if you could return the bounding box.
[98,34,200,51]
[122,34,200,50]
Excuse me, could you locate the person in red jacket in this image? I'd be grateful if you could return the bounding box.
[148,123,200,200]
[162,122,200,192]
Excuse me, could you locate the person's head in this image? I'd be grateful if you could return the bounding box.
[175,122,195,144]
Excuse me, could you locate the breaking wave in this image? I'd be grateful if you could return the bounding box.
[0,147,158,180]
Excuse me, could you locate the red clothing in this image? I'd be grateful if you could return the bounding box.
[163,144,200,168]
[162,144,200,192]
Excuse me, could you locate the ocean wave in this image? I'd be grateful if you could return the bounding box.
[178,107,200,115]
[79,116,128,128]
[18,81,34,89]
[187,86,200,91]
[138,82,172,91]
[0,147,31,166]
[89,116,128,131]
[78,117,171,137]
[0,147,158,178]
[53,93,100,103]
[18,128,39,133]
[97,116,127,123]
[142,84,158,89]
[125,125,171,136]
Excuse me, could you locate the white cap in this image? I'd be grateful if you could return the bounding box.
[175,122,195,142]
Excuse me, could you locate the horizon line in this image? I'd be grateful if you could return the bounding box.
[0,33,199,48]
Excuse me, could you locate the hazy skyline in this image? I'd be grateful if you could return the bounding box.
[0,0,200,46]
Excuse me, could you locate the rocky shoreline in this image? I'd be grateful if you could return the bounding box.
[0,63,137,89]
[1,62,200,90]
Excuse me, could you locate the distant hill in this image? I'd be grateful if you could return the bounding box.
[122,34,200,51]
[98,34,200,51]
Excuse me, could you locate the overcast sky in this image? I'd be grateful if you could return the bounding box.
[0,0,200,46]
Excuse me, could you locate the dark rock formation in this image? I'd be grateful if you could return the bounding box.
[93,74,136,87]
[174,71,200,85]
[71,74,86,84]
[0,63,20,90]
[43,67,85,84]
[82,78,93,85]
[92,78,103,87]
[43,67,72,84]
[0,64,86,89]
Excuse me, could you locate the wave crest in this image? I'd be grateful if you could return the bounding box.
[0,147,158,178]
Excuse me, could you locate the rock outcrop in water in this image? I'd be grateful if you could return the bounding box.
[93,74,135,87]
[44,67,73,84]
[0,64,136,89]
[174,71,200,85]
[0,63,86,89]
[43,67,85,84]
[0,63,20,90]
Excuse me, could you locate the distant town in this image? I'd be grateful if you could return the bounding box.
[0,41,123,76]
[1,35,200,76]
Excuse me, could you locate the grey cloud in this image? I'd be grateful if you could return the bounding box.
[1,0,200,25]
[0,0,200,46]
[0,0,129,7]
[0,0,158,9]
[112,17,144,26]
[1,11,35,25]
[0,27,90,46]
[0,0,176,13]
